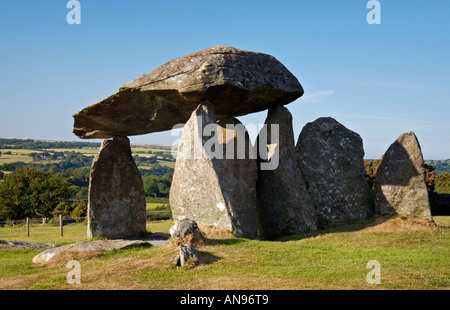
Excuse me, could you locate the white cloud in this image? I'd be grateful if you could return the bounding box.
[299,90,335,103]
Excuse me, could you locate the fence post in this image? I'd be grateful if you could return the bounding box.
[60,215,63,237]
[27,217,30,237]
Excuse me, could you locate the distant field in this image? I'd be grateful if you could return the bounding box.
[0,154,34,164]
[0,144,175,172]
[146,202,169,211]
[0,149,42,164]
[43,148,98,155]
[157,160,175,168]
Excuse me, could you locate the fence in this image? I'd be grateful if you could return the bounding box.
[0,210,173,236]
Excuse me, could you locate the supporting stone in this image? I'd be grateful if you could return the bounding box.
[256,105,317,239]
[87,136,146,239]
[169,101,260,239]
[296,117,374,225]
[373,132,432,220]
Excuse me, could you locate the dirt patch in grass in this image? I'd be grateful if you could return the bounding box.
[363,215,438,232]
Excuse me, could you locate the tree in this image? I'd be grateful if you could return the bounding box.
[0,167,75,221]
[364,158,382,189]
[71,200,88,218]
[424,162,437,209]
[424,162,435,194]
[142,173,172,198]
[435,172,450,194]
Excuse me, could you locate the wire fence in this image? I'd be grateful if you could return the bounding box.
[0,210,172,227]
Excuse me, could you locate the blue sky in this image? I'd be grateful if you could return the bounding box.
[0,0,449,159]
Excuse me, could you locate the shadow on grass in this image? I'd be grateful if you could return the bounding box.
[206,238,246,246]
[197,250,221,265]
[276,215,393,242]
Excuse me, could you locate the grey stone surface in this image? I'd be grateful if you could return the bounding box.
[32,239,153,264]
[174,244,199,266]
[296,117,374,225]
[169,101,260,239]
[170,218,201,239]
[0,240,60,250]
[87,137,146,239]
[256,105,317,239]
[73,46,303,139]
[374,132,432,220]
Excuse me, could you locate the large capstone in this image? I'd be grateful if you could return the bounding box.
[169,101,260,239]
[87,137,147,239]
[373,132,432,220]
[73,46,303,139]
[296,117,374,225]
[256,105,317,239]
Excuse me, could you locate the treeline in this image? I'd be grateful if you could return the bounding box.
[142,173,172,198]
[425,160,450,174]
[0,167,87,221]
[364,159,450,195]
[0,138,100,150]
[435,172,450,194]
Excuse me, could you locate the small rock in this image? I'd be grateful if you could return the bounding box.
[170,219,199,239]
[174,244,199,267]
[170,219,204,246]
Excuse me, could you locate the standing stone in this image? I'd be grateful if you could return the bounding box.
[373,132,432,220]
[256,105,317,239]
[296,117,374,225]
[169,101,260,239]
[87,137,146,239]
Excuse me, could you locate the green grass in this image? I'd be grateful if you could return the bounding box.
[0,216,449,290]
[146,202,170,211]
[0,149,35,164]
[157,160,176,168]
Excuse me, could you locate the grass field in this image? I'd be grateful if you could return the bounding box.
[146,202,169,211]
[0,149,36,164]
[0,215,448,290]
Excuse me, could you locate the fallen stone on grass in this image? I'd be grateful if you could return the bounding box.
[32,237,169,264]
[0,240,60,250]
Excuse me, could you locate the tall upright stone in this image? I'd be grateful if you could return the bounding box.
[296,117,374,225]
[373,132,432,220]
[87,137,147,239]
[256,105,317,239]
[169,101,260,239]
